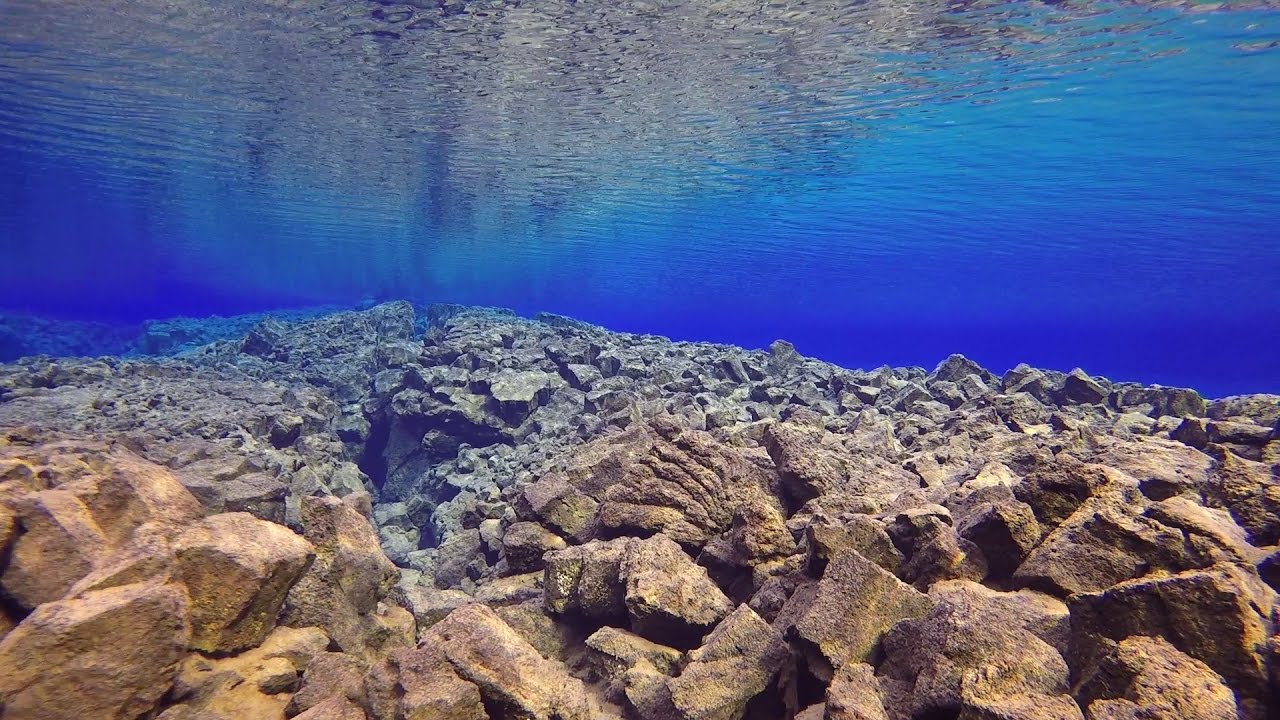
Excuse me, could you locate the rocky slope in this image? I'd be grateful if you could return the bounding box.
[0,301,1276,720]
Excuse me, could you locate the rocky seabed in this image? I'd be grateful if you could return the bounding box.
[0,301,1277,720]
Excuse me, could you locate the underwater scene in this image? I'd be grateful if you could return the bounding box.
[1,2,1279,720]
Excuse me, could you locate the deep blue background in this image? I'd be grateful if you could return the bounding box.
[1,2,1278,397]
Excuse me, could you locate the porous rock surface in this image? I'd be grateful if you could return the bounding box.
[0,301,1277,720]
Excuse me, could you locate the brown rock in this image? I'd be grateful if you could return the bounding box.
[621,535,734,648]
[791,549,933,682]
[292,695,368,720]
[426,603,593,720]
[174,512,315,653]
[581,626,683,684]
[897,515,988,590]
[825,663,889,720]
[503,521,568,574]
[0,582,189,720]
[287,651,369,717]
[666,604,790,720]
[364,644,487,720]
[169,626,328,720]
[70,450,205,542]
[516,473,599,540]
[955,496,1041,580]
[544,537,630,621]
[1013,499,1214,597]
[1207,452,1280,546]
[764,421,842,504]
[879,581,1074,720]
[1067,563,1276,706]
[281,496,403,660]
[1075,635,1238,720]
[805,516,902,578]
[1,489,109,608]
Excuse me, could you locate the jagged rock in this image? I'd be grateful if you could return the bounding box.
[1,489,110,609]
[1059,369,1109,406]
[503,521,569,573]
[789,549,933,682]
[1206,452,1280,546]
[517,473,600,540]
[1111,385,1205,419]
[581,626,683,684]
[364,643,487,720]
[665,604,790,720]
[891,512,987,590]
[880,581,1075,720]
[621,535,735,648]
[398,584,471,631]
[956,494,1041,579]
[420,603,592,719]
[168,625,329,719]
[494,600,582,660]
[1013,498,1216,597]
[764,421,841,504]
[544,537,630,621]
[1075,635,1238,720]
[287,650,369,717]
[281,497,400,658]
[489,370,556,425]
[434,528,486,589]
[1067,563,1276,709]
[0,446,203,609]
[1013,460,1111,530]
[579,421,778,547]
[0,582,190,720]
[292,696,368,720]
[1207,394,1280,427]
[174,512,315,653]
[805,515,903,578]
[825,663,889,720]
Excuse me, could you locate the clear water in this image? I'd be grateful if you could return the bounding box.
[1,0,1278,396]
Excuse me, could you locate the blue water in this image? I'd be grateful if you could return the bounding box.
[1,0,1278,397]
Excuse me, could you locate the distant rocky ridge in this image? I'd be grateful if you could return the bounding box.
[0,302,1277,720]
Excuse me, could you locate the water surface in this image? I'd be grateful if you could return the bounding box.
[1,0,1278,395]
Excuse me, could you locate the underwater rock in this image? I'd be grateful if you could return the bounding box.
[2,302,1279,720]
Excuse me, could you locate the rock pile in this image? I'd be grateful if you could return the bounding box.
[0,302,1277,719]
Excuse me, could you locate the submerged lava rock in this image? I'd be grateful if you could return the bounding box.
[2,302,1278,720]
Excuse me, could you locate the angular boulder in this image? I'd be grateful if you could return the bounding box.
[281,496,402,659]
[621,535,734,648]
[790,549,933,682]
[1067,563,1276,708]
[174,512,315,653]
[0,582,190,720]
[1075,635,1238,720]
[666,604,790,720]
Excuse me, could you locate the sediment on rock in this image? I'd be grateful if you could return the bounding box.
[0,301,1276,720]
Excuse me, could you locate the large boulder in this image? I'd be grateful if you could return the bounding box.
[544,537,631,622]
[621,535,734,648]
[0,582,190,720]
[173,512,315,653]
[1067,563,1276,713]
[788,549,933,682]
[1074,635,1238,720]
[545,535,733,647]
[400,603,593,720]
[166,625,329,719]
[664,605,790,720]
[879,581,1076,720]
[281,496,405,660]
[1012,499,1215,596]
[0,447,203,609]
